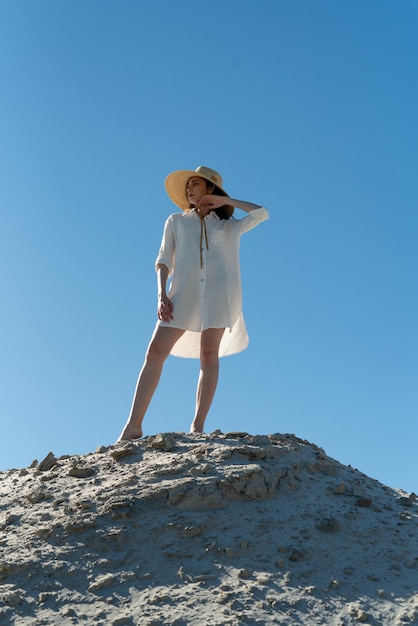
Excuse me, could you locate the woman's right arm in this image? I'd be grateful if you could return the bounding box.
[155,216,175,321]
[156,264,174,321]
[156,263,169,300]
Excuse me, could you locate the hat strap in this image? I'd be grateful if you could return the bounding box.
[199,215,209,269]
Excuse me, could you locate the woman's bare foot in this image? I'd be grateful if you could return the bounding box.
[117,424,143,442]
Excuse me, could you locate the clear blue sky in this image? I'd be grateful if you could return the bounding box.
[1,0,417,493]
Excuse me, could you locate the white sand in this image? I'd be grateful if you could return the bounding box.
[1,431,417,625]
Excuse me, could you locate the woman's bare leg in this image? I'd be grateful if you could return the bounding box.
[190,328,225,434]
[117,326,184,441]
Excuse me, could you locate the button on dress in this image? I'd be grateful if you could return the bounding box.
[155,206,269,358]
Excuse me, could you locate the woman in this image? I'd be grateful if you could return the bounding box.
[118,165,269,441]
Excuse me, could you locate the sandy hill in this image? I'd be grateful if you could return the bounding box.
[0,431,417,626]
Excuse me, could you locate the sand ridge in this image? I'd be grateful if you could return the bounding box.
[0,431,417,625]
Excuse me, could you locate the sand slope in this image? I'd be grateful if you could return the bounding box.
[0,431,417,625]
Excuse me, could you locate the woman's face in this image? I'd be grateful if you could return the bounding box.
[186,177,211,206]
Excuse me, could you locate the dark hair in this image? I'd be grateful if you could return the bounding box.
[185,178,234,220]
[211,184,234,220]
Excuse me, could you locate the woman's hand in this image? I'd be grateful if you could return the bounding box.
[197,195,262,214]
[158,295,174,322]
[196,194,227,211]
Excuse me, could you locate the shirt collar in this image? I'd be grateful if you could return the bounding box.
[187,208,220,221]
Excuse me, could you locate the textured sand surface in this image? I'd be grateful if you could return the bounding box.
[1,431,417,625]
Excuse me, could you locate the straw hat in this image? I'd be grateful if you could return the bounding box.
[165,165,232,214]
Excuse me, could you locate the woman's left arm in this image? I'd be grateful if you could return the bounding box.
[198,195,262,213]
[227,198,262,213]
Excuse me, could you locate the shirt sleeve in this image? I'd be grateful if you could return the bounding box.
[234,206,270,235]
[155,215,175,274]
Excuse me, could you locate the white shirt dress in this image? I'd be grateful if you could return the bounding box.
[155,206,269,358]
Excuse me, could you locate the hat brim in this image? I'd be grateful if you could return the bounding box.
[165,169,231,212]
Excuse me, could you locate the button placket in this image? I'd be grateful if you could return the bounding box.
[199,243,207,320]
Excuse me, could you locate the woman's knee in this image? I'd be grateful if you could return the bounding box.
[200,345,219,366]
[200,329,224,365]
[145,327,184,364]
[146,338,170,363]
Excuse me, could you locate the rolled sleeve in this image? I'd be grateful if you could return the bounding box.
[155,215,175,274]
[236,206,269,235]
